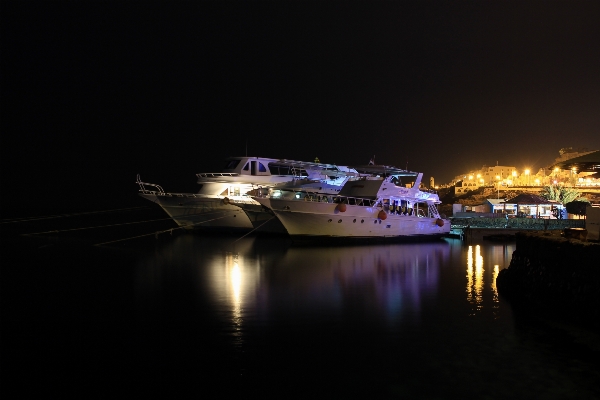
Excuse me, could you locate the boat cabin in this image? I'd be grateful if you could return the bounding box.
[222,157,282,177]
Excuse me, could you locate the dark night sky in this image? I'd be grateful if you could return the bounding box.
[2,1,600,214]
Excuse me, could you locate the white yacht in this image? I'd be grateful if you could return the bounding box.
[251,168,451,241]
[137,156,358,232]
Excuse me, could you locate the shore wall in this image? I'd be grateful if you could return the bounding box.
[496,232,600,327]
[450,216,585,230]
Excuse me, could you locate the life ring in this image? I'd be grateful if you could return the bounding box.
[378,210,387,220]
[435,218,444,227]
[336,203,347,212]
[223,197,230,205]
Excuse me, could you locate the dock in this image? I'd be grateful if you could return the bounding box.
[449,216,585,242]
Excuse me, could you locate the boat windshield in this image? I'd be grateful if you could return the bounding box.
[224,159,241,170]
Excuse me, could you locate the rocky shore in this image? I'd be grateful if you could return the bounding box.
[497,231,600,331]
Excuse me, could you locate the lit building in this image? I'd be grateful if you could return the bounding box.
[453,165,517,194]
[447,148,600,192]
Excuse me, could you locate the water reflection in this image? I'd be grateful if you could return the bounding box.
[465,243,515,317]
[225,253,242,340]
[124,236,600,397]
[272,243,450,326]
[135,236,452,332]
[492,264,499,306]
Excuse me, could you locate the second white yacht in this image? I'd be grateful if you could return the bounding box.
[252,167,451,241]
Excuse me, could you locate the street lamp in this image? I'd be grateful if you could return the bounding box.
[525,169,530,186]
[496,175,501,199]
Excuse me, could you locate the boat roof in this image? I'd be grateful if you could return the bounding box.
[268,159,364,177]
[224,157,349,170]
[350,164,418,177]
[221,157,418,177]
[270,159,349,170]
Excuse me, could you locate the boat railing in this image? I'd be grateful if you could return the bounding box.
[137,174,165,194]
[226,196,258,205]
[197,172,240,178]
[298,194,376,207]
[138,189,204,198]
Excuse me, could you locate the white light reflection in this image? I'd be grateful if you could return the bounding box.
[466,245,473,304]
[475,245,484,309]
[224,252,245,343]
[492,264,499,307]
[466,245,484,314]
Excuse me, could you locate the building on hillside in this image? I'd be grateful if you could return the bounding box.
[453,164,518,194]
[446,148,600,190]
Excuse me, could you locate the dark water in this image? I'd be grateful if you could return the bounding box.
[2,208,599,398]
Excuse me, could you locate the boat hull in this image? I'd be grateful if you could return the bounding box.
[254,198,450,241]
[139,193,254,232]
[237,203,288,234]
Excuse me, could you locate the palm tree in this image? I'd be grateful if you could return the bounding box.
[539,184,587,205]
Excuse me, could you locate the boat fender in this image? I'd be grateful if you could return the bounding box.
[436,218,444,227]
[336,203,347,212]
[223,197,230,205]
[378,210,387,220]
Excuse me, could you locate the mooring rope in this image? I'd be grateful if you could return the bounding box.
[23,217,176,235]
[93,214,236,246]
[93,227,186,246]
[22,208,237,235]
[1,206,152,224]
[231,216,276,243]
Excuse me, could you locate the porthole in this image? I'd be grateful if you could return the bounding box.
[374,220,377,224]
[353,219,356,223]
[328,219,332,223]
[361,220,364,223]
[338,219,342,223]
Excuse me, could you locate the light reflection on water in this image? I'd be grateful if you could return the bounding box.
[131,236,599,397]
[135,236,519,334]
[466,243,515,318]
[261,242,450,327]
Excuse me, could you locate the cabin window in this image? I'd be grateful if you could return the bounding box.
[269,164,289,175]
[224,160,241,170]
[242,163,249,171]
[258,162,267,173]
